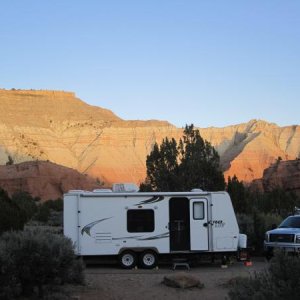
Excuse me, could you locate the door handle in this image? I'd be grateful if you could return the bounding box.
[203,223,208,227]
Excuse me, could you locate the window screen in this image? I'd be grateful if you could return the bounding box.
[193,202,204,220]
[127,209,154,232]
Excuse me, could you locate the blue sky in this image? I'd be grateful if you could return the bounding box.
[0,0,299,127]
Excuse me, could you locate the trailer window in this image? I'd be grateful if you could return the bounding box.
[193,202,204,220]
[127,209,154,232]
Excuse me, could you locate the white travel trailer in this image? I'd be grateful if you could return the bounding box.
[64,184,247,268]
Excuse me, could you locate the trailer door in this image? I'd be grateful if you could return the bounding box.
[169,197,190,251]
[190,199,209,251]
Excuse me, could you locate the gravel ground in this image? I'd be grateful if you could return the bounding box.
[70,258,267,300]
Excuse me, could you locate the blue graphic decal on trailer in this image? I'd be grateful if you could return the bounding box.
[81,217,112,236]
[135,196,165,206]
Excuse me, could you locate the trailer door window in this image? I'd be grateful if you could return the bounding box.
[127,209,154,232]
[193,202,204,220]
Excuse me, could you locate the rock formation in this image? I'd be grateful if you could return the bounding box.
[201,120,300,182]
[258,159,300,195]
[0,89,299,188]
[0,161,101,201]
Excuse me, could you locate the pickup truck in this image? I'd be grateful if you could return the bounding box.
[264,214,300,258]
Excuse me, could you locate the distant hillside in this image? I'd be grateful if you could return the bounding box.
[200,120,300,182]
[0,89,299,187]
[0,160,101,201]
[251,159,300,195]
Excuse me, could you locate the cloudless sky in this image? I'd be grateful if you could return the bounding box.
[0,0,299,127]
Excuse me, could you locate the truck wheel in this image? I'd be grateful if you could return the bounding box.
[139,250,158,269]
[119,251,137,269]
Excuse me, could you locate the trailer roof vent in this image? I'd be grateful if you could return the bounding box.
[68,190,85,193]
[112,183,139,193]
[191,188,203,192]
[93,189,112,193]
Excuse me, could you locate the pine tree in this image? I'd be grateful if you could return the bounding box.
[179,124,225,191]
[140,124,225,192]
[227,175,247,213]
[143,138,179,191]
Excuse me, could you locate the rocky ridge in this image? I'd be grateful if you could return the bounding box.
[0,160,101,201]
[0,89,299,186]
[257,159,300,195]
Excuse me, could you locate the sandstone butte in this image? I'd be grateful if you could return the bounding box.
[0,89,299,193]
[251,159,300,196]
[0,160,101,201]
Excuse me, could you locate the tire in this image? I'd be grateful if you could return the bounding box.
[119,250,137,269]
[139,250,158,269]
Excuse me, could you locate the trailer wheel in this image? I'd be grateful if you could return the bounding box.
[119,251,137,269]
[139,250,158,269]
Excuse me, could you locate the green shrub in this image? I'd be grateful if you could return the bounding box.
[0,229,84,299]
[228,272,277,300]
[47,210,63,227]
[0,189,24,234]
[33,199,63,224]
[237,212,282,254]
[34,204,51,222]
[44,198,63,211]
[11,191,37,224]
[228,250,300,299]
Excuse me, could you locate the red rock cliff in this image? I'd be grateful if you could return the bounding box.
[0,89,299,186]
[261,159,300,194]
[0,161,101,201]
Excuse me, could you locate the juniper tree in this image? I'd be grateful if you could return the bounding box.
[141,124,225,191]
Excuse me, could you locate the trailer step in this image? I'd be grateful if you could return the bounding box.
[172,259,190,270]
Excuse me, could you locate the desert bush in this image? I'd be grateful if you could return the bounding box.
[237,212,282,254]
[34,203,51,222]
[228,250,300,299]
[0,229,84,299]
[33,199,63,224]
[47,210,63,227]
[11,191,37,224]
[0,189,24,234]
[227,272,277,299]
[44,198,63,211]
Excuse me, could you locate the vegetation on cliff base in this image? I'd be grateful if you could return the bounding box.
[0,189,25,233]
[0,189,63,234]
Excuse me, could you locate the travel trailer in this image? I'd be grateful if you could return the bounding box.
[64,184,247,268]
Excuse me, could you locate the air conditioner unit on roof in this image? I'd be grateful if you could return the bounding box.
[112,183,139,193]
